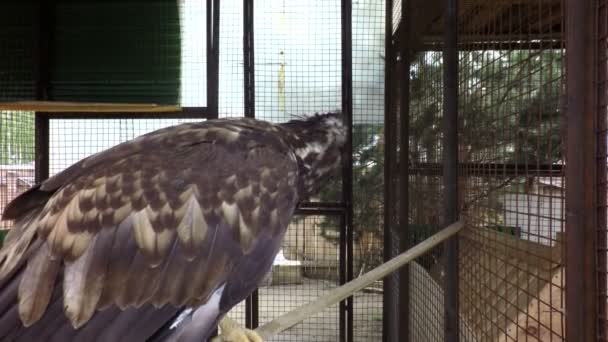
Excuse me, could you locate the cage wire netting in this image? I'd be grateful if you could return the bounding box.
[352,0,385,339]
[0,3,37,102]
[407,49,449,342]
[229,0,345,340]
[0,1,35,236]
[218,0,244,118]
[454,0,564,341]
[1,0,594,341]
[0,111,35,233]
[0,0,385,341]
[386,0,566,341]
[227,1,385,341]
[0,0,185,104]
[48,118,202,177]
[0,2,37,235]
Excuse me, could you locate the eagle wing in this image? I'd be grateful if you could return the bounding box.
[0,120,300,331]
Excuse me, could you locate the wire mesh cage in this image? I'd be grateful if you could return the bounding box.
[0,0,378,341]
[455,1,565,341]
[2,0,608,342]
[0,111,35,230]
[386,0,567,341]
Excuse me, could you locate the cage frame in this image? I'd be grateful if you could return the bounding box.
[0,0,607,341]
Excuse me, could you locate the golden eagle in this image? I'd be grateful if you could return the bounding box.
[0,113,346,341]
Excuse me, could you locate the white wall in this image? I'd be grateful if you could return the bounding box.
[503,187,564,246]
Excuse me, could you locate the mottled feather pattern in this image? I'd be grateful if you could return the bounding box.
[0,113,345,340]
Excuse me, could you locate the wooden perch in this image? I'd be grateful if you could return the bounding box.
[218,220,464,341]
[0,101,181,113]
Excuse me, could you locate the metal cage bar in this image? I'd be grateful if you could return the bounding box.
[242,0,259,331]
[341,1,354,341]
[243,0,254,119]
[566,0,599,340]
[207,0,220,118]
[33,0,53,183]
[442,0,459,341]
[383,0,398,341]
[596,0,608,339]
[398,0,411,341]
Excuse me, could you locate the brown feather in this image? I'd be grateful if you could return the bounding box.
[97,215,138,310]
[46,196,94,260]
[18,243,60,327]
[192,252,233,305]
[119,252,164,308]
[132,207,175,266]
[62,227,114,328]
[150,244,189,307]
[0,211,40,284]
[115,252,150,310]
[0,115,339,336]
[175,195,208,259]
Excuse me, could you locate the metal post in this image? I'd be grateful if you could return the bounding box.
[341,0,354,341]
[398,1,411,342]
[442,0,459,341]
[243,0,254,119]
[597,1,608,340]
[382,0,398,341]
[34,0,53,183]
[34,114,49,183]
[205,2,220,337]
[565,0,599,340]
[339,212,348,342]
[207,0,220,118]
[243,0,258,329]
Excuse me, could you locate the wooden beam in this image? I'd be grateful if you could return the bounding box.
[0,101,181,113]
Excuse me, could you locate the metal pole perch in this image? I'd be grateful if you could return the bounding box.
[225,220,464,341]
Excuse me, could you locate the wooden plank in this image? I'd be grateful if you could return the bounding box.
[459,228,562,341]
[498,268,564,342]
[0,101,181,113]
[468,228,560,268]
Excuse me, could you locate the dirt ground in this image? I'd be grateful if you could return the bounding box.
[226,278,383,342]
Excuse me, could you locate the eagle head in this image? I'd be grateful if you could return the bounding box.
[280,112,346,198]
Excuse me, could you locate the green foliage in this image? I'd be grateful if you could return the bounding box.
[0,111,35,165]
[317,124,385,243]
[314,49,564,274]
[0,230,7,247]
[410,50,564,165]
[485,224,521,237]
[408,49,564,227]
